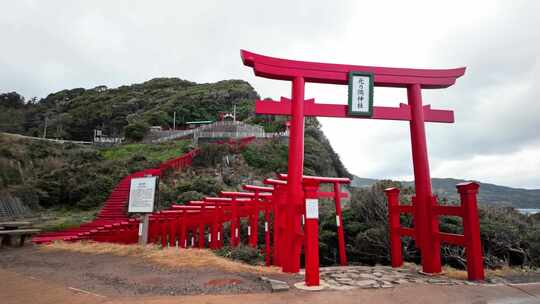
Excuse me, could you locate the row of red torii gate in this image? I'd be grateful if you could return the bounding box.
[34,50,485,287]
[50,169,483,287]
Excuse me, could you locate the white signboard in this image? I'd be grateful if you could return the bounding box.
[348,71,374,117]
[128,176,157,213]
[305,199,319,219]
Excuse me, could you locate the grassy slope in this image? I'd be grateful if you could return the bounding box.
[0,133,192,211]
[101,140,191,162]
[44,242,279,273]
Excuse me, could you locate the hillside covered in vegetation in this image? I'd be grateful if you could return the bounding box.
[0,78,260,141]
[0,77,349,212]
[0,133,192,210]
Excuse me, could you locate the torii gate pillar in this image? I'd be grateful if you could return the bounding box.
[408,83,441,273]
[283,77,307,273]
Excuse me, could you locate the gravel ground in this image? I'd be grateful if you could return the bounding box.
[0,246,276,296]
[3,244,538,299]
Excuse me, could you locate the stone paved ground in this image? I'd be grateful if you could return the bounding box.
[298,265,504,291]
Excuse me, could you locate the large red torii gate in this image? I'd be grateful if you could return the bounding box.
[241,50,473,281]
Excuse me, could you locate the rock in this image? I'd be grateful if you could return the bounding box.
[360,273,378,279]
[354,279,378,287]
[380,275,400,281]
[485,277,507,284]
[271,282,290,292]
[373,267,392,272]
[260,277,290,292]
[330,285,355,290]
[393,279,410,284]
[427,278,453,285]
[335,279,355,285]
[396,268,411,273]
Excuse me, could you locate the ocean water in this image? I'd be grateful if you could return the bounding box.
[517,208,540,215]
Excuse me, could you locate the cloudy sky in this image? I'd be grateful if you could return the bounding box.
[2,1,539,188]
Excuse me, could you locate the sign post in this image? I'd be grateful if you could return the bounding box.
[128,176,158,246]
[303,181,320,286]
[139,214,150,245]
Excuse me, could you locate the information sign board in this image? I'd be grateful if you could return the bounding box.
[348,71,374,117]
[305,198,319,219]
[128,176,157,213]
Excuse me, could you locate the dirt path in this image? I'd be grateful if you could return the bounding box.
[1,245,540,304]
[2,267,539,304]
[1,269,107,304]
[112,285,540,304]
[0,246,274,297]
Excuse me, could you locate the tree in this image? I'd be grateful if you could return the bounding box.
[124,121,149,141]
[0,92,25,108]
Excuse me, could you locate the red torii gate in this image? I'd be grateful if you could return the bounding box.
[241,50,478,284]
[243,184,275,265]
[277,174,351,285]
[203,196,251,247]
[278,174,350,266]
[220,190,272,247]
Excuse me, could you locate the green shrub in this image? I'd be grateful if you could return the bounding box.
[0,159,23,187]
[11,184,42,209]
[215,245,263,265]
[177,190,204,204]
[479,207,531,267]
[193,143,230,167]
[241,139,288,173]
[124,121,149,141]
[525,229,540,266]
[159,176,224,207]
[159,185,204,206]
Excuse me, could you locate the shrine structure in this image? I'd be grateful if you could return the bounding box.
[241,50,484,285]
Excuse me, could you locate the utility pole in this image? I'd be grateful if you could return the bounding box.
[233,105,236,122]
[173,111,176,130]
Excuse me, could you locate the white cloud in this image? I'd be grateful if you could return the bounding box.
[431,143,540,189]
[0,0,539,188]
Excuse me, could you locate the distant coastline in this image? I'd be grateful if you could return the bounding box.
[517,208,540,215]
[351,176,540,209]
